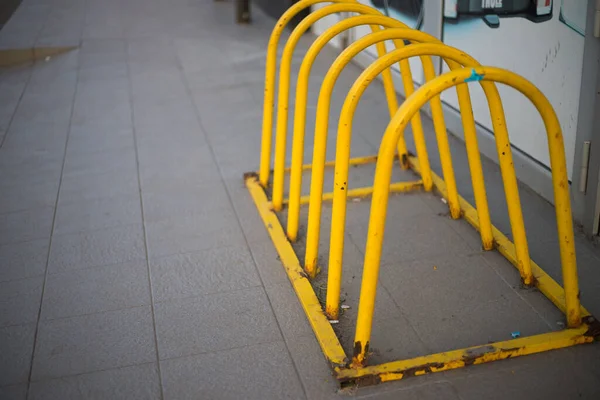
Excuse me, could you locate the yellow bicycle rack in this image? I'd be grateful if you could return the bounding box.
[260,0,400,190]
[244,0,599,386]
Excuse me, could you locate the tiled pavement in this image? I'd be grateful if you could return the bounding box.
[1,1,600,399]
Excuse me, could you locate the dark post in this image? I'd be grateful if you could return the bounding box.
[236,0,251,23]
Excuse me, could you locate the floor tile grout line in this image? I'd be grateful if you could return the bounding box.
[346,232,434,355]
[20,282,271,327]
[0,321,37,331]
[40,239,255,278]
[30,2,57,50]
[441,210,559,329]
[380,284,434,353]
[37,231,258,278]
[0,274,46,285]
[0,202,60,220]
[41,220,143,240]
[0,66,34,149]
[33,304,152,325]
[25,361,157,388]
[50,219,144,238]
[125,39,165,400]
[0,11,72,148]
[143,240,254,263]
[479,255,558,330]
[43,255,147,277]
[152,284,266,306]
[0,234,56,249]
[349,223,556,340]
[157,337,287,364]
[175,47,309,400]
[24,49,81,399]
[334,193,559,355]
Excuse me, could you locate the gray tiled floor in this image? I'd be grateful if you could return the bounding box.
[1,1,599,399]
[31,306,157,381]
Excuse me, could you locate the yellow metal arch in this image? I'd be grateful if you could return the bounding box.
[284,18,496,261]
[322,42,542,321]
[259,0,397,188]
[302,30,508,285]
[324,42,500,319]
[302,28,435,278]
[352,66,582,366]
[271,3,396,211]
[286,15,427,243]
[286,15,416,241]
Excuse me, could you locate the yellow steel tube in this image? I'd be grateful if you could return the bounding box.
[422,67,461,219]
[287,15,414,241]
[432,56,495,250]
[429,63,524,272]
[486,98,533,283]
[245,174,348,366]
[259,0,360,187]
[325,42,502,328]
[286,180,423,205]
[286,154,383,172]
[452,80,495,250]
[339,325,592,382]
[326,40,449,319]
[354,65,580,367]
[286,19,491,246]
[326,38,477,319]
[272,3,392,211]
[304,29,496,279]
[303,29,432,277]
